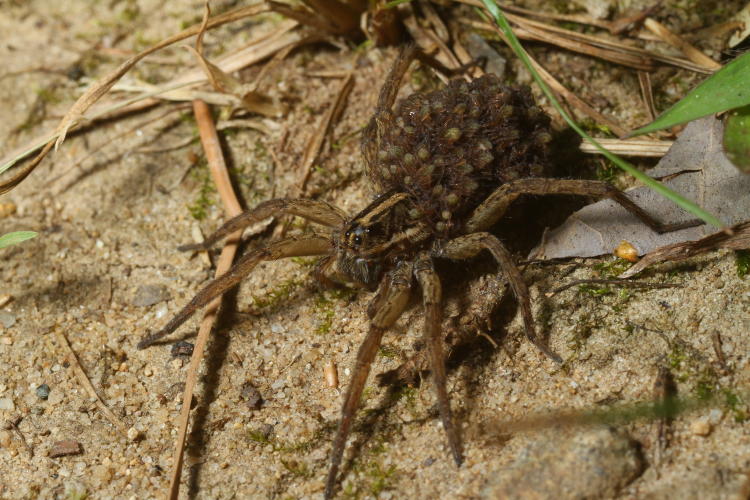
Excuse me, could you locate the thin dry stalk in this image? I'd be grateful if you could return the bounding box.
[55,330,128,436]
[637,71,657,122]
[294,72,355,196]
[167,99,244,500]
[643,17,722,71]
[579,138,673,157]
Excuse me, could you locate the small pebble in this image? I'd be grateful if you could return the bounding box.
[0,311,16,329]
[171,341,194,357]
[0,337,11,345]
[127,427,142,442]
[0,202,16,218]
[0,398,15,411]
[240,382,263,411]
[36,384,51,400]
[0,295,12,308]
[49,439,83,458]
[131,284,171,307]
[690,418,712,436]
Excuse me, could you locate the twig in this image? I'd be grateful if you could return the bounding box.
[620,221,750,278]
[55,331,128,436]
[579,138,673,157]
[547,278,682,296]
[294,72,354,197]
[167,98,244,500]
[637,71,657,122]
[643,18,722,71]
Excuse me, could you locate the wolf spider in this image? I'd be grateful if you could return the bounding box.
[138,46,692,497]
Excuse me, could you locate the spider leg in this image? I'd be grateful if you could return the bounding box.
[414,253,462,466]
[436,233,562,363]
[178,198,347,252]
[325,260,413,499]
[465,178,701,235]
[137,235,331,349]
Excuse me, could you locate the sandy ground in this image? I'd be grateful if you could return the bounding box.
[1,1,749,499]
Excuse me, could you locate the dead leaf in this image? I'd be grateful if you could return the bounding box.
[533,116,750,260]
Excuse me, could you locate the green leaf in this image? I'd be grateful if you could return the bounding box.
[630,52,750,136]
[478,0,725,229]
[723,104,750,173]
[0,231,38,249]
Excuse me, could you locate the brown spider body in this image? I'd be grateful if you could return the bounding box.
[138,46,691,498]
[337,74,552,288]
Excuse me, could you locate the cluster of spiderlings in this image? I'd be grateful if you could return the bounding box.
[362,74,552,237]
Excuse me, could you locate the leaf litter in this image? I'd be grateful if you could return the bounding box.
[534,116,750,260]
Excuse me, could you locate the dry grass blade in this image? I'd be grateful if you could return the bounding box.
[579,138,673,157]
[643,17,722,71]
[0,3,270,195]
[620,221,750,278]
[55,330,128,436]
[637,71,657,122]
[168,99,244,500]
[294,72,355,196]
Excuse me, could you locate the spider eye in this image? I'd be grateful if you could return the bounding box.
[353,235,362,245]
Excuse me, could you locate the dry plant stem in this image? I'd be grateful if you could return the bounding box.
[638,71,657,122]
[167,100,243,500]
[643,18,722,71]
[55,331,128,436]
[295,72,355,196]
[579,138,673,157]
[461,18,628,136]
[620,221,750,278]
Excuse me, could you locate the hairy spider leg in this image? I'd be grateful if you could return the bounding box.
[178,198,347,252]
[137,235,331,349]
[437,233,562,363]
[414,253,462,466]
[465,178,701,234]
[325,261,413,499]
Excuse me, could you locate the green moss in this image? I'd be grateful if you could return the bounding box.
[723,388,748,422]
[186,159,216,221]
[593,257,632,278]
[736,250,750,278]
[280,459,312,478]
[252,277,304,310]
[313,288,354,335]
[378,344,400,358]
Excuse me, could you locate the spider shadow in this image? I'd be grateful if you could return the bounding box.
[184,285,239,498]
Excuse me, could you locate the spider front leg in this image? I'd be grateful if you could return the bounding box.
[436,233,562,363]
[414,253,462,466]
[465,178,701,234]
[178,198,347,252]
[137,235,331,349]
[325,260,413,499]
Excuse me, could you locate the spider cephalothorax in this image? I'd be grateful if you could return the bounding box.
[137,45,689,498]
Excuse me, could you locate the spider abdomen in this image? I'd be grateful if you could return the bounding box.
[362,74,552,236]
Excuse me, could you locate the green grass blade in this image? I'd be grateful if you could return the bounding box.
[478,0,724,229]
[630,52,750,136]
[723,104,750,173]
[0,231,38,249]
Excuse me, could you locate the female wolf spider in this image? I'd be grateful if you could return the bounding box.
[138,46,690,497]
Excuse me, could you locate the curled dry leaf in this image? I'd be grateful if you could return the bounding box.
[189,4,284,118]
[533,116,750,260]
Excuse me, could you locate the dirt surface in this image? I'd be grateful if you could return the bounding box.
[1,1,749,499]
